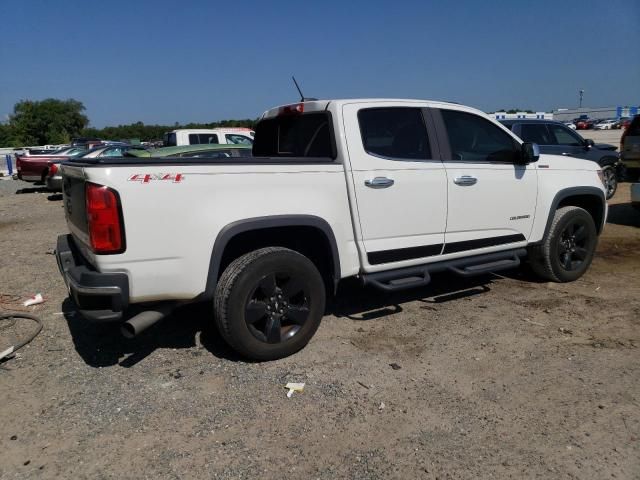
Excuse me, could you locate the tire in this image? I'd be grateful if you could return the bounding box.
[214,247,326,361]
[602,166,617,200]
[528,206,598,283]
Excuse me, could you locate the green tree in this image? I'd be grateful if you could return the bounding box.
[9,98,89,145]
[0,123,15,147]
[80,118,258,142]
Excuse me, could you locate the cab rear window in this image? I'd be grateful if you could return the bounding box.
[252,112,336,159]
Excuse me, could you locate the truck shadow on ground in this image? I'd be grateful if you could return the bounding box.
[63,298,238,368]
[15,186,49,195]
[64,271,500,369]
[329,273,493,320]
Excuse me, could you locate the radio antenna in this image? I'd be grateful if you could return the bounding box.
[291,76,317,102]
[292,76,304,101]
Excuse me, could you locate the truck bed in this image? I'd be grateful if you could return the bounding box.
[63,156,336,167]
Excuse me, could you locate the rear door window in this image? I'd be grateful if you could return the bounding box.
[188,133,219,145]
[253,112,335,159]
[519,124,553,145]
[358,107,431,160]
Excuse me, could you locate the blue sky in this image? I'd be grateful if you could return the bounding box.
[1,0,637,127]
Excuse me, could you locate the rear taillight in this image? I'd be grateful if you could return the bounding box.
[278,103,304,115]
[85,182,125,254]
[48,163,58,176]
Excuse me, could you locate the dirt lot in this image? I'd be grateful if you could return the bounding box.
[0,176,638,479]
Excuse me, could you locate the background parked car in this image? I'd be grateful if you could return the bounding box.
[162,128,255,147]
[620,115,640,181]
[126,144,253,159]
[575,119,591,130]
[563,121,577,130]
[70,137,102,147]
[46,144,147,191]
[595,119,617,130]
[500,119,621,199]
[15,146,87,182]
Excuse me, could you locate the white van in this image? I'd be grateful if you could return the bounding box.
[163,128,254,147]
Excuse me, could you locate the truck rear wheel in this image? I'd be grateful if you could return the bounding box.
[528,206,598,283]
[214,247,326,360]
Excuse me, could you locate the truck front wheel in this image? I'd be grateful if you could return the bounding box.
[528,206,598,283]
[602,166,617,200]
[214,247,326,360]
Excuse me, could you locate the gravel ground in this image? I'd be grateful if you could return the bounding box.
[0,176,638,479]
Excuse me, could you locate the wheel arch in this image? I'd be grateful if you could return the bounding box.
[201,215,341,300]
[598,155,619,168]
[541,187,606,239]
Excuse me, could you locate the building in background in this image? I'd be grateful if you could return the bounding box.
[493,111,553,120]
[552,106,639,122]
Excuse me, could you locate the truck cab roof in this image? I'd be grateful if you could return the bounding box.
[261,98,486,119]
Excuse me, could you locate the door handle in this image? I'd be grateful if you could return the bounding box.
[365,177,395,188]
[453,175,477,186]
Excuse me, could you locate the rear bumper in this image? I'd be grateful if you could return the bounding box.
[622,147,640,169]
[46,175,62,191]
[56,234,129,322]
[17,172,41,182]
[622,159,640,169]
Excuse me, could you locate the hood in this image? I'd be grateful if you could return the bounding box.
[595,143,617,151]
[536,153,600,171]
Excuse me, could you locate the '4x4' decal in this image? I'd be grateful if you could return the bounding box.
[128,173,184,183]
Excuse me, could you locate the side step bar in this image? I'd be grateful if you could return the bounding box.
[362,248,526,292]
[362,265,431,292]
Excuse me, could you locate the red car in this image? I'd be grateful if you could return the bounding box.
[575,120,598,130]
[16,147,86,182]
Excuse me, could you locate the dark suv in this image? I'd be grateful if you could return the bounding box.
[500,119,621,199]
[620,115,640,181]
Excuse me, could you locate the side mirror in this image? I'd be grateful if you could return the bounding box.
[520,142,540,164]
[585,138,595,149]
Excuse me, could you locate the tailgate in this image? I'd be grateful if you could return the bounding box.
[61,163,90,248]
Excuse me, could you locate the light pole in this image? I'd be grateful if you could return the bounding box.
[579,89,584,109]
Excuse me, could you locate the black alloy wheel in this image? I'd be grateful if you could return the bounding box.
[527,206,598,282]
[245,272,311,344]
[602,167,617,200]
[214,247,326,360]
[557,219,591,271]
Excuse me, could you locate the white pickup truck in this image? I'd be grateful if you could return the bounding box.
[56,99,607,360]
[162,128,254,147]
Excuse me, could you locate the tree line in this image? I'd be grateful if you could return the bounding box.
[0,98,257,147]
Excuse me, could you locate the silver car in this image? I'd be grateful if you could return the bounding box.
[46,144,146,191]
